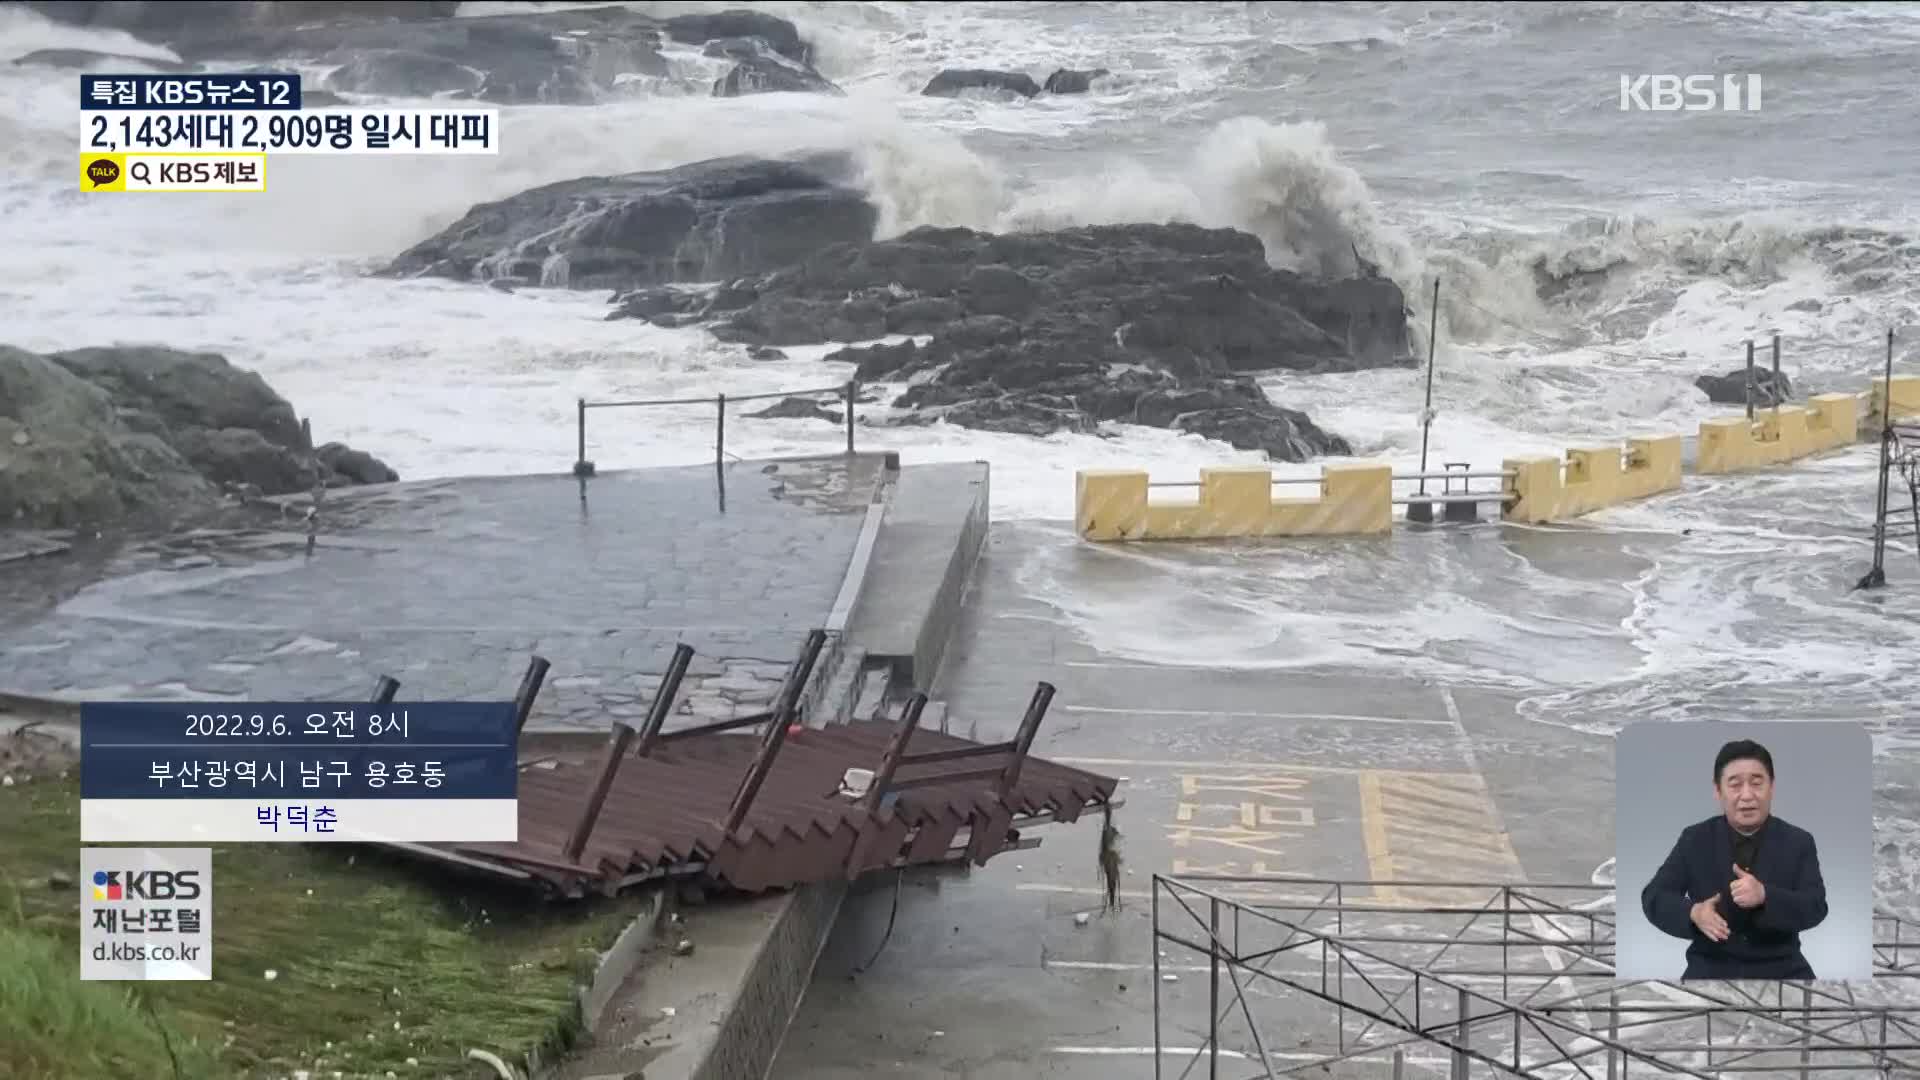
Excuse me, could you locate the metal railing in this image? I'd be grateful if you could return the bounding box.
[1152,874,1920,1080]
[572,380,860,478]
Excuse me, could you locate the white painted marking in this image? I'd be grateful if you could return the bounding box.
[1020,882,1327,902]
[1061,704,1454,728]
[1056,756,1478,777]
[1050,1046,1454,1068]
[1046,959,1523,989]
[1064,660,1232,672]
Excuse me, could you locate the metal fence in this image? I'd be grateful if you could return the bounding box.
[571,379,860,478]
[1152,874,1920,1080]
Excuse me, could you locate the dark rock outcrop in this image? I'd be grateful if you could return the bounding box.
[1042,67,1109,94]
[384,154,878,290]
[710,41,842,97]
[0,345,397,530]
[744,397,843,424]
[24,5,815,106]
[610,222,1411,459]
[1696,367,1792,407]
[22,1,460,36]
[922,69,1041,99]
[320,49,484,98]
[666,11,811,64]
[317,442,400,486]
[13,48,194,72]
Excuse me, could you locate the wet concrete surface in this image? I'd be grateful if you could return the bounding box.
[774,520,1920,1079]
[0,456,883,731]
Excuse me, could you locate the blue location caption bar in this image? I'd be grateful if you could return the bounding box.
[80,702,517,800]
[82,73,300,111]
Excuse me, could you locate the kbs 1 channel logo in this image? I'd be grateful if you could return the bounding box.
[91,867,203,903]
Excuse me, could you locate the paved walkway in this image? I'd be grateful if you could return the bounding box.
[772,519,1920,1079]
[0,456,884,731]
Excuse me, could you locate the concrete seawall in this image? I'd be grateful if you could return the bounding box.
[1076,371,1920,542]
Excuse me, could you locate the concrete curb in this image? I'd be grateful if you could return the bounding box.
[0,691,81,719]
[843,462,991,693]
[579,888,669,1034]
[525,887,670,1079]
[913,464,990,692]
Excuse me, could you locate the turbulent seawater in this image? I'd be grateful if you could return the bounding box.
[5,2,1920,903]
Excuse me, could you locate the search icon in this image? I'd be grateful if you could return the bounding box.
[129,161,151,185]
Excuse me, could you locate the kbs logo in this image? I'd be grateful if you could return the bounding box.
[89,869,203,903]
[1620,74,1762,112]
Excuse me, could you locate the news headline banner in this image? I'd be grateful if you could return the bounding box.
[80,702,519,843]
[82,73,301,110]
[82,108,498,156]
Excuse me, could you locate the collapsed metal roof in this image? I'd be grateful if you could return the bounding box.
[380,629,1118,897]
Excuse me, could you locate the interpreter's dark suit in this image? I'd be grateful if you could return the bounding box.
[1640,815,1828,980]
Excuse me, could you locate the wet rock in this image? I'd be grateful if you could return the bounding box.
[665,11,810,64]
[12,48,193,72]
[712,51,842,97]
[1696,367,1792,408]
[384,153,877,290]
[170,427,310,492]
[922,68,1040,99]
[1042,67,1109,94]
[69,6,817,106]
[645,222,1410,459]
[320,49,483,98]
[317,443,399,486]
[22,1,459,36]
[0,345,397,531]
[743,397,842,424]
[747,346,788,362]
[0,347,211,529]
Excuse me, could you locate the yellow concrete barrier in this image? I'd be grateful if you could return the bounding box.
[1075,463,1393,541]
[1869,375,1920,426]
[1697,393,1859,474]
[1501,435,1683,523]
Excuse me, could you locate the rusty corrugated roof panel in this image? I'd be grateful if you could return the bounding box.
[425,708,1116,897]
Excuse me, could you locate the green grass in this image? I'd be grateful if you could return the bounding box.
[1,768,654,1079]
[0,923,220,1078]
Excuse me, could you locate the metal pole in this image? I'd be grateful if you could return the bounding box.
[1209,895,1220,1080]
[715,392,726,469]
[1745,339,1756,420]
[1144,876,1159,1076]
[1866,329,1896,588]
[635,643,697,759]
[573,398,594,478]
[369,676,400,704]
[845,379,857,454]
[1392,1050,1404,1080]
[511,655,552,736]
[563,643,694,861]
[1419,277,1441,491]
[1772,333,1782,417]
[1608,988,1620,1080]
[1800,982,1812,1080]
[1453,987,1469,1080]
[723,629,827,835]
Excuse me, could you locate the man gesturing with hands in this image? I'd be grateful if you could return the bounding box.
[1641,739,1829,980]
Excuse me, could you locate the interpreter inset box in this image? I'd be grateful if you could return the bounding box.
[1615,721,1872,983]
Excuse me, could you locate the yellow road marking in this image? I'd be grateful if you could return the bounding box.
[1360,769,1524,904]
[1061,756,1479,780]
